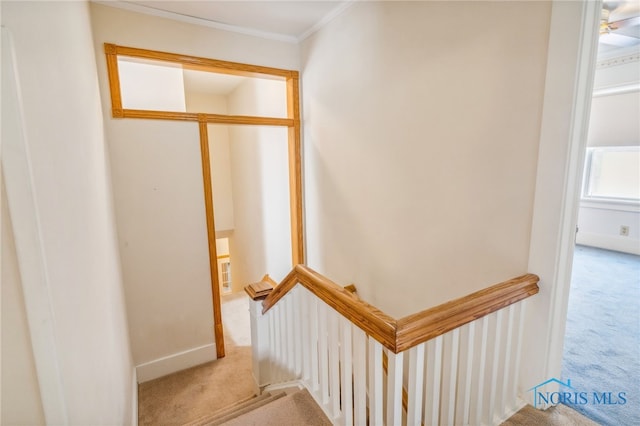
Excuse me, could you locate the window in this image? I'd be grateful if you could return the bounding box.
[583,147,640,203]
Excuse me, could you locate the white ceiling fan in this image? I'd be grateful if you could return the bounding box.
[600,0,640,48]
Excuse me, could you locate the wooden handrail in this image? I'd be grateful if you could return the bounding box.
[395,273,539,352]
[258,265,539,354]
[263,265,398,352]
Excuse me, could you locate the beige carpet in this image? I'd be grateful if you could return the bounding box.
[138,292,255,425]
[221,389,332,426]
[501,404,601,426]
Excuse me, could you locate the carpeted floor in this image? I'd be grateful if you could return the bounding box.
[561,245,640,426]
[501,403,599,426]
[138,292,255,425]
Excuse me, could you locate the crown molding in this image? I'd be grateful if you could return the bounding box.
[297,1,355,42]
[596,51,640,69]
[593,82,640,97]
[93,1,299,44]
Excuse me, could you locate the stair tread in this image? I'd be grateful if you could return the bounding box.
[183,392,274,426]
[219,388,331,426]
[501,404,600,426]
[204,392,287,426]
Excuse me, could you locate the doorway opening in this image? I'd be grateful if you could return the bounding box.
[104,43,303,362]
[561,4,640,423]
[216,238,232,295]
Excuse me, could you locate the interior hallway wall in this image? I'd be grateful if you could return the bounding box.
[186,91,235,233]
[1,1,135,422]
[227,78,291,292]
[576,59,640,255]
[1,184,45,426]
[301,1,552,317]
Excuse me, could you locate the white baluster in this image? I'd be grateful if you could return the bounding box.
[444,328,460,425]
[407,343,425,426]
[462,321,476,425]
[268,305,280,383]
[386,350,404,426]
[275,304,286,382]
[340,317,353,426]
[301,289,311,384]
[352,327,367,426]
[500,305,516,414]
[318,303,330,405]
[281,299,288,377]
[489,310,504,424]
[286,293,295,375]
[329,309,341,418]
[429,335,443,426]
[368,338,383,426]
[512,301,527,410]
[473,315,489,424]
[310,296,320,394]
[293,287,302,377]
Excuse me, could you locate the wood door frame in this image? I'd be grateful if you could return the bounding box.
[104,43,304,358]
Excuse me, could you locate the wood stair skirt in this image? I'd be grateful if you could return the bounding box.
[184,388,331,426]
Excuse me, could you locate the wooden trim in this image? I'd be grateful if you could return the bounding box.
[198,119,225,359]
[104,43,304,269]
[217,254,230,260]
[204,113,292,127]
[112,44,295,79]
[261,266,539,354]
[104,44,123,117]
[344,284,357,294]
[121,109,293,126]
[287,74,304,264]
[264,265,398,352]
[262,274,278,288]
[122,110,199,122]
[103,44,306,360]
[244,275,277,300]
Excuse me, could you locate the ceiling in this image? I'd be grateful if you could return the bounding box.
[118,1,640,55]
[600,0,640,57]
[122,1,347,41]
[113,0,640,94]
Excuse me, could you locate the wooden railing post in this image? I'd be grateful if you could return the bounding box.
[245,276,276,389]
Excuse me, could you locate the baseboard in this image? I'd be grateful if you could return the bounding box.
[499,397,528,423]
[576,232,640,255]
[132,368,138,426]
[136,343,217,383]
[261,379,304,394]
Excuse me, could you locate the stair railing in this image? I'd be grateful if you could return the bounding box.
[245,265,539,426]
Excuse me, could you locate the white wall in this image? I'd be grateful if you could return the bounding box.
[185,91,236,232]
[577,59,640,255]
[89,2,298,378]
[216,238,230,256]
[588,91,640,147]
[301,1,551,317]
[1,184,45,426]
[227,78,291,292]
[105,119,216,381]
[118,59,186,111]
[1,1,134,423]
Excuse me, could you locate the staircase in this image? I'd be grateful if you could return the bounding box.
[184,388,331,426]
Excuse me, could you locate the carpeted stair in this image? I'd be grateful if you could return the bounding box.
[183,388,332,426]
[501,404,600,426]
